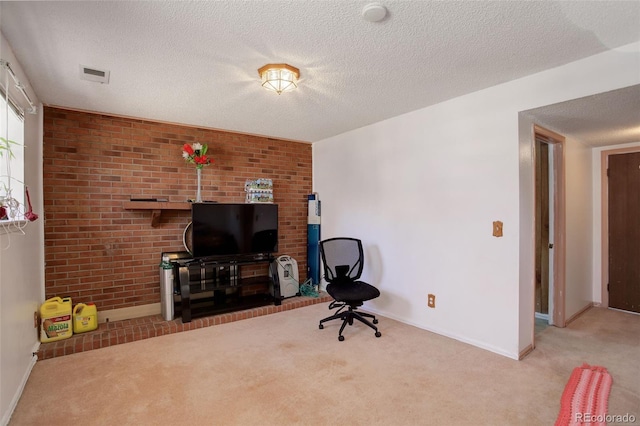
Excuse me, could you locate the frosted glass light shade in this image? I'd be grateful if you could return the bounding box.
[258,64,300,94]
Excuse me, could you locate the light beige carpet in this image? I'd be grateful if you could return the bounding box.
[10,304,640,425]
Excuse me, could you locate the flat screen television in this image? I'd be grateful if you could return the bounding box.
[190,203,278,259]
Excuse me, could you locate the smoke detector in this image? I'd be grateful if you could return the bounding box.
[362,3,387,22]
[79,65,110,84]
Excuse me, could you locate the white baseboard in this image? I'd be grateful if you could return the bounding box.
[97,303,161,323]
[609,307,640,316]
[363,305,520,360]
[1,346,38,426]
[534,312,549,320]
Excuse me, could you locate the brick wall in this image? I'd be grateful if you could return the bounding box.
[43,106,312,312]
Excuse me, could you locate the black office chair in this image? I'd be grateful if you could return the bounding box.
[319,237,381,341]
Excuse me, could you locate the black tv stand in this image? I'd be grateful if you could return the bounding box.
[171,253,282,323]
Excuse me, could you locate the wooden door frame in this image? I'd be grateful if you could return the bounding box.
[533,125,566,327]
[600,146,640,308]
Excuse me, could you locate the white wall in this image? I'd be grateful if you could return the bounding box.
[314,42,640,359]
[563,137,594,317]
[0,32,44,425]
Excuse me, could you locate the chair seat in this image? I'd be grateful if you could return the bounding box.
[326,280,380,303]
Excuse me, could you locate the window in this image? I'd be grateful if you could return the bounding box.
[1,91,25,221]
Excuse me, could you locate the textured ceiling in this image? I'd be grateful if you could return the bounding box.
[1,1,639,144]
[525,85,640,147]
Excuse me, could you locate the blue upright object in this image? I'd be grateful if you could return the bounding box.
[307,193,321,287]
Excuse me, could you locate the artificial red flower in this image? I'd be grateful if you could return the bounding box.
[182,143,212,169]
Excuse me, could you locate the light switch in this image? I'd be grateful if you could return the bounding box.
[493,221,503,237]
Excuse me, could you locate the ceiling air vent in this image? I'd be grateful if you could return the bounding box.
[79,65,110,84]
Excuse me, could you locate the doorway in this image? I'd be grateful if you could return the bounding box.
[533,125,566,332]
[607,151,640,314]
[534,140,552,328]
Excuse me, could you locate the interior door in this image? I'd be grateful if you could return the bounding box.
[608,152,640,313]
[533,125,566,329]
[535,140,550,317]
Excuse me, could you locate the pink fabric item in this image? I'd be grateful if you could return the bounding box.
[555,364,613,426]
[25,186,38,221]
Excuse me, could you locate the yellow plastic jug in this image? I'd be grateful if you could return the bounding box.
[73,302,98,334]
[40,297,73,343]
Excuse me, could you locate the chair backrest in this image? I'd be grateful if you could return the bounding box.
[319,237,364,283]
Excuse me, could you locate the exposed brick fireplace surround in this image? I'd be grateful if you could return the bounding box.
[43,106,312,317]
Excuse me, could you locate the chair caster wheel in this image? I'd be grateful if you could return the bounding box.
[338,335,345,341]
[319,324,324,329]
[373,319,378,324]
[375,331,381,338]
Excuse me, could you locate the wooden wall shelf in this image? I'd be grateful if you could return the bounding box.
[123,201,191,227]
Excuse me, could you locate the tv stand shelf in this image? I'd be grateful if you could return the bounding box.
[123,201,191,227]
[171,254,282,323]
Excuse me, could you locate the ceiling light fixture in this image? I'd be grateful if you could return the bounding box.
[258,64,300,94]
